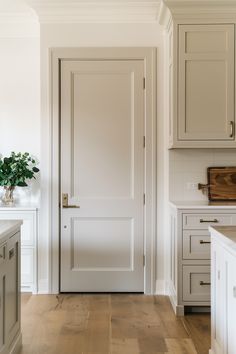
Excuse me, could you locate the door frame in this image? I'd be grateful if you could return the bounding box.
[49,47,157,294]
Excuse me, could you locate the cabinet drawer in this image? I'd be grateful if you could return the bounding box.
[183,214,236,229]
[183,230,210,260]
[183,265,210,302]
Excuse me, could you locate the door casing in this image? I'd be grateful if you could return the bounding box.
[49,47,157,294]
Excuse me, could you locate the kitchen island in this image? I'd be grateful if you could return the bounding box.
[0,220,22,354]
[209,225,236,354]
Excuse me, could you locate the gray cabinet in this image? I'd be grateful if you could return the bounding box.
[169,204,236,315]
[166,16,236,148]
[5,232,21,352]
[178,24,235,144]
[0,221,22,354]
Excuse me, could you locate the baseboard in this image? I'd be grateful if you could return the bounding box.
[9,332,22,354]
[168,281,184,316]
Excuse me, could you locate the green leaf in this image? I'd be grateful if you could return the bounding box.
[17,181,28,187]
[0,152,39,187]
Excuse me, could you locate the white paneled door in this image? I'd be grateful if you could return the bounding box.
[60,59,145,292]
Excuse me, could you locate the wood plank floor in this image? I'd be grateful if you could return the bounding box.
[20,294,210,354]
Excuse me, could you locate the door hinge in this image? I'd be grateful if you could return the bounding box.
[143,136,146,148]
[143,255,146,267]
[143,77,146,90]
[143,193,145,205]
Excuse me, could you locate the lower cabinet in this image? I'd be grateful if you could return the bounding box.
[169,204,236,316]
[0,222,22,354]
[211,232,236,354]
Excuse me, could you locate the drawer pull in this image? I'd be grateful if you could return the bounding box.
[230,121,234,138]
[200,219,218,223]
[200,240,211,244]
[200,281,211,286]
[9,248,14,259]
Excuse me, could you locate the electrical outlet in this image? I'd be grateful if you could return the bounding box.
[187,182,198,190]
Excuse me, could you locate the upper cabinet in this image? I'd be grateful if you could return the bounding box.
[178,24,234,144]
[160,1,236,148]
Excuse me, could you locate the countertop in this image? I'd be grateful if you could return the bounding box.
[169,200,236,209]
[0,220,22,244]
[0,202,38,211]
[209,226,236,251]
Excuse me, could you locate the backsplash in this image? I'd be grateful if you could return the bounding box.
[169,149,236,201]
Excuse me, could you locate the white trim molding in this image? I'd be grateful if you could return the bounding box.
[26,1,161,23]
[49,47,157,294]
[0,11,37,24]
[159,0,236,27]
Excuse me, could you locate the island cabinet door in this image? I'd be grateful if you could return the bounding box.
[211,240,226,354]
[225,251,236,353]
[5,232,20,347]
[0,243,6,354]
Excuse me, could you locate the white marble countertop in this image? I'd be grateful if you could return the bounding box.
[209,226,236,251]
[0,220,22,244]
[0,202,38,211]
[170,200,236,209]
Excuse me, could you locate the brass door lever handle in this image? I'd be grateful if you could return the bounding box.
[62,193,80,208]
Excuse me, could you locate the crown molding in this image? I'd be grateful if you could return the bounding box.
[0,11,37,24]
[25,1,161,23]
[159,0,236,27]
[158,1,172,27]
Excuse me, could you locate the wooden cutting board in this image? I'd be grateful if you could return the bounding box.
[208,167,236,201]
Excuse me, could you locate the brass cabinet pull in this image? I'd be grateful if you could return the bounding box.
[200,240,211,244]
[200,219,218,223]
[199,281,211,286]
[230,121,234,138]
[62,193,80,209]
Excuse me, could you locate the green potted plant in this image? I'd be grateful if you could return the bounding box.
[0,152,39,204]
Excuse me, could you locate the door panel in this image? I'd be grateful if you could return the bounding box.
[60,59,144,292]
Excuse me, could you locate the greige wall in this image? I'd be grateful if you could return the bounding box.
[0,22,40,204]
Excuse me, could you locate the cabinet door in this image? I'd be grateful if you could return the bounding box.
[5,232,20,346]
[211,240,225,354]
[0,244,6,354]
[226,251,236,353]
[178,24,235,142]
